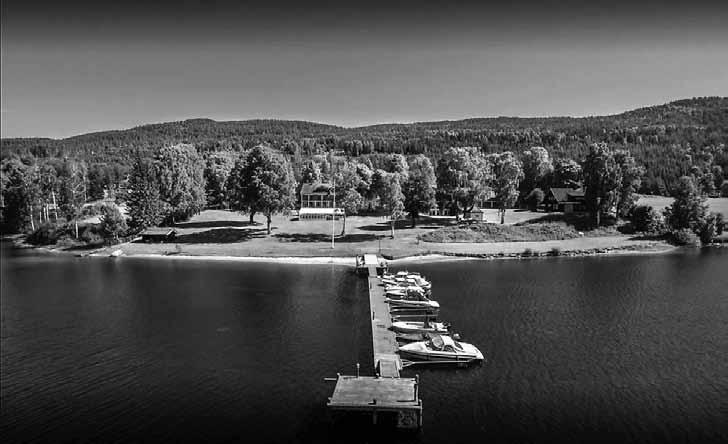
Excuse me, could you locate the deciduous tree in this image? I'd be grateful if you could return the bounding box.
[226,145,297,234]
[403,155,436,227]
[583,143,622,226]
[436,147,492,220]
[156,144,206,223]
[489,151,523,224]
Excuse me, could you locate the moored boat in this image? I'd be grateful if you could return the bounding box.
[386,298,440,309]
[398,334,484,362]
[391,320,450,334]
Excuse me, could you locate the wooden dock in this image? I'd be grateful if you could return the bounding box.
[326,256,423,429]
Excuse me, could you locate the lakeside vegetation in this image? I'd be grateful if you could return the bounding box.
[1,98,727,254]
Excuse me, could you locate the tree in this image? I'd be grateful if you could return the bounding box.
[583,143,622,226]
[204,152,234,208]
[615,150,644,218]
[520,147,553,199]
[0,157,34,232]
[226,145,297,234]
[489,152,523,224]
[662,175,718,244]
[631,205,664,233]
[128,154,164,230]
[722,180,728,197]
[57,159,87,237]
[334,162,371,236]
[98,203,128,243]
[156,144,206,224]
[297,159,323,200]
[436,147,492,220]
[525,188,545,211]
[403,155,436,227]
[377,172,405,238]
[552,159,582,188]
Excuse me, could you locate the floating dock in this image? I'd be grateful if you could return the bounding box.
[326,256,423,429]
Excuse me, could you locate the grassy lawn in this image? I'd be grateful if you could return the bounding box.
[91,207,671,259]
[637,195,728,216]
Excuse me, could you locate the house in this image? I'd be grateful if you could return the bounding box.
[299,182,342,220]
[545,188,587,213]
[140,227,177,243]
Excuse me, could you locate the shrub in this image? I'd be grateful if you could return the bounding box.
[670,228,700,247]
[697,212,722,244]
[80,226,104,245]
[721,180,728,197]
[523,248,534,257]
[525,188,545,211]
[631,205,665,233]
[26,222,66,245]
[550,247,562,256]
[99,203,128,243]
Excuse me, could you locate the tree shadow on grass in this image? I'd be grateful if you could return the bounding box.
[173,220,260,229]
[175,228,268,243]
[275,233,379,243]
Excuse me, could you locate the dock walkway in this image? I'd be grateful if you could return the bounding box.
[327,256,422,429]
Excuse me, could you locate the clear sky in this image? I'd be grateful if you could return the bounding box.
[1,0,727,138]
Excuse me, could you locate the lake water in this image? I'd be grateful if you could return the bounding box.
[1,243,727,443]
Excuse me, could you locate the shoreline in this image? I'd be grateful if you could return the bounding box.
[4,233,692,265]
[83,243,680,265]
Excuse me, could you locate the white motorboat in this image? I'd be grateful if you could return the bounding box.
[398,334,484,362]
[386,298,440,309]
[385,285,427,297]
[390,320,450,334]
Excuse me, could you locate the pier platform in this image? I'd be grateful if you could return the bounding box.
[327,375,422,428]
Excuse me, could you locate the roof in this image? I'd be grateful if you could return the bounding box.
[549,187,586,203]
[363,254,379,265]
[141,227,176,236]
[298,207,344,215]
[300,182,333,195]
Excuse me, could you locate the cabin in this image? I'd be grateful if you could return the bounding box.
[299,182,342,220]
[140,227,177,243]
[545,187,587,213]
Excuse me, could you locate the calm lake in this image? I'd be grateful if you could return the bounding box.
[1,243,727,443]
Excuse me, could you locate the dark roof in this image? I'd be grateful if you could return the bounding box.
[300,182,333,195]
[549,187,585,203]
[141,227,176,236]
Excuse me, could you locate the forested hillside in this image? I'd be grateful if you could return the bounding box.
[2,97,727,196]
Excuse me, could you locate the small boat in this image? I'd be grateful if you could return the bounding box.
[391,320,450,334]
[385,285,428,298]
[396,332,462,343]
[386,298,440,309]
[398,334,484,362]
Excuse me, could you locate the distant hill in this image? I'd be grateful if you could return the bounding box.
[2,97,727,195]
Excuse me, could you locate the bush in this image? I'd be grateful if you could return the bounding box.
[26,222,67,245]
[525,188,545,211]
[550,247,562,256]
[670,228,700,247]
[80,226,104,245]
[522,248,534,257]
[721,180,728,197]
[631,205,666,233]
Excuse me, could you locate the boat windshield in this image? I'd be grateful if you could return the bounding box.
[453,341,464,351]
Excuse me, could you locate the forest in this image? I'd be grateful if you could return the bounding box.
[1,97,726,245]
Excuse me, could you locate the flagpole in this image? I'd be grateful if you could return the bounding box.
[331,180,335,249]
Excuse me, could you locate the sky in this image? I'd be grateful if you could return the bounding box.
[1,0,727,138]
